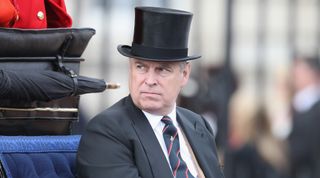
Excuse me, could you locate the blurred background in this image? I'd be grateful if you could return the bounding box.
[66,0,320,178]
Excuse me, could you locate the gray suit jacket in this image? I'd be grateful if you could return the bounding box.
[76,95,224,178]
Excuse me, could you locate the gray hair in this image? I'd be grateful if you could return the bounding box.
[179,61,189,72]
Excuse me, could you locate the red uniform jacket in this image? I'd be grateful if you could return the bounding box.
[0,0,72,28]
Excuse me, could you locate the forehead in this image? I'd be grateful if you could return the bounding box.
[130,58,181,67]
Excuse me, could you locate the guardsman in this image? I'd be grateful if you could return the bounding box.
[0,0,72,28]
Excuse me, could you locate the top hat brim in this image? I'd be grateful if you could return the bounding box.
[117,45,201,62]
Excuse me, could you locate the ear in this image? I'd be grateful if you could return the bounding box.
[181,62,191,87]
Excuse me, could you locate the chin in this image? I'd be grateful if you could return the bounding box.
[140,103,162,113]
[141,104,160,111]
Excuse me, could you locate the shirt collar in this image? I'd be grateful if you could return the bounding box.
[142,104,177,130]
[293,84,320,112]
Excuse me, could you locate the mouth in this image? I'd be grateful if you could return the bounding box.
[140,91,161,96]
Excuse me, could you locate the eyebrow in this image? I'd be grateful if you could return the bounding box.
[132,59,183,70]
[158,63,173,68]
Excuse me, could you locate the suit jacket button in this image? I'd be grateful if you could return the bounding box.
[37,11,45,20]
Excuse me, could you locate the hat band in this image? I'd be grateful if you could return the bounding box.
[131,43,188,59]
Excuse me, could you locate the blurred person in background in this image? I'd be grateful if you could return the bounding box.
[179,65,237,138]
[224,88,289,178]
[288,55,320,178]
[178,64,238,167]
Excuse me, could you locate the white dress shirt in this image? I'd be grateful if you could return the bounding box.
[293,84,320,113]
[142,106,198,177]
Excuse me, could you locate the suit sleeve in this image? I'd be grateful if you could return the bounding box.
[76,115,141,178]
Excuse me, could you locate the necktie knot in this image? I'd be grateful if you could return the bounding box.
[161,116,173,125]
[161,116,176,136]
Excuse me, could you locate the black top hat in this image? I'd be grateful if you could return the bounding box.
[117,6,201,61]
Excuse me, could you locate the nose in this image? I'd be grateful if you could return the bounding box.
[144,70,157,87]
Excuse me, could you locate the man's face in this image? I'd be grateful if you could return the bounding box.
[129,58,191,115]
[292,59,318,92]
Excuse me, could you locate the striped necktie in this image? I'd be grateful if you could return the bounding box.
[161,116,195,178]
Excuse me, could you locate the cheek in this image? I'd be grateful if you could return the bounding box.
[129,73,138,90]
[129,74,146,93]
[164,78,184,94]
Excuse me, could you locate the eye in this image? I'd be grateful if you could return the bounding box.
[135,63,147,73]
[136,63,143,69]
[156,66,172,76]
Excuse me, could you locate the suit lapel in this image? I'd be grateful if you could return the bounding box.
[177,109,223,178]
[127,97,173,178]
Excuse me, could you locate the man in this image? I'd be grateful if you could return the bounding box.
[77,6,224,178]
[289,56,320,178]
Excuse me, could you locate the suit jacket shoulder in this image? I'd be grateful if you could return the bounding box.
[176,106,215,137]
[176,106,224,178]
[77,96,173,178]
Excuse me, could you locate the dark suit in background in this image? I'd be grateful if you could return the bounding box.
[288,56,320,178]
[289,100,320,178]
